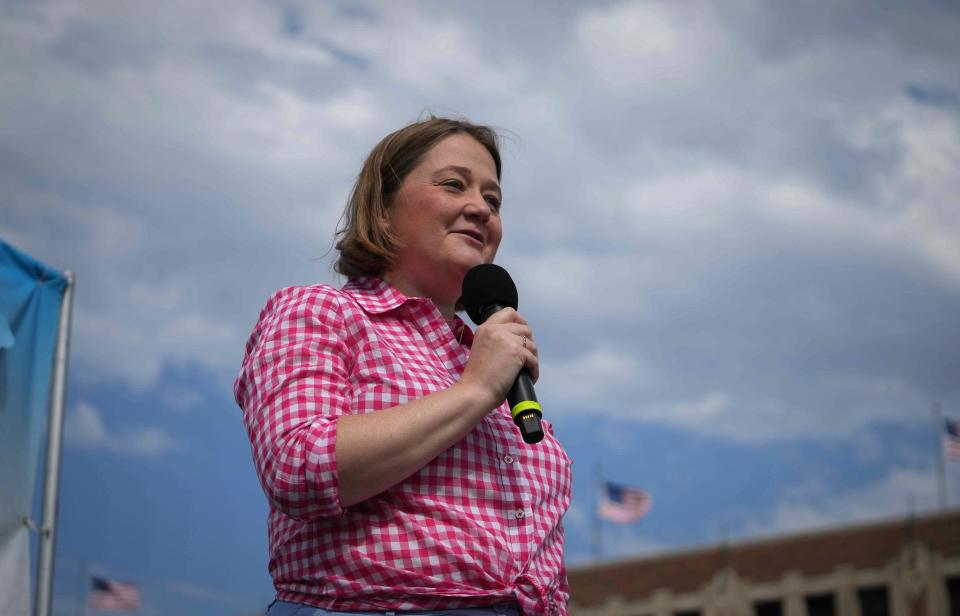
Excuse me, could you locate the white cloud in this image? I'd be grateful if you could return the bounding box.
[128,281,183,313]
[0,3,393,391]
[6,2,959,612]
[156,313,239,362]
[221,9,335,67]
[654,391,731,423]
[620,157,959,277]
[563,498,670,564]
[858,98,960,285]
[4,0,959,444]
[97,55,383,179]
[744,468,941,539]
[512,250,671,323]
[72,308,160,388]
[624,165,754,235]
[539,346,655,409]
[67,402,109,445]
[320,6,526,94]
[66,402,181,456]
[212,82,384,171]
[576,0,731,90]
[4,0,332,69]
[71,306,243,389]
[85,206,149,260]
[505,91,570,134]
[161,385,204,412]
[595,383,926,443]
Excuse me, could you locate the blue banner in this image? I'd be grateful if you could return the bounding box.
[0,239,67,616]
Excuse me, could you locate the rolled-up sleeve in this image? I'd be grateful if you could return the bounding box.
[234,286,352,520]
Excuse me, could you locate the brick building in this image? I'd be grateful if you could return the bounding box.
[567,510,960,616]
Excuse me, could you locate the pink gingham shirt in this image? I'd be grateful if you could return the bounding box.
[234,277,572,615]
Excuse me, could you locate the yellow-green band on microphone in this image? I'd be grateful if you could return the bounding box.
[511,400,542,419]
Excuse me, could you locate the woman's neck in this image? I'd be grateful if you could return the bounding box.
[382,272,456,320]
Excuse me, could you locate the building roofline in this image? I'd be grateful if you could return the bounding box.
[568,508,960,574]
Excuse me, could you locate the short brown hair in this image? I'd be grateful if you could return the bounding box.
[334,116,502,279]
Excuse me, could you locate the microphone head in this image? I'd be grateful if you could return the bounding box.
[460,263,518,325]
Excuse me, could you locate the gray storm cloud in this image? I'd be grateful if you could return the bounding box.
[2,0,958,443]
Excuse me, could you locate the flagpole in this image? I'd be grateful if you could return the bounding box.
[933,402,947,511]
[35,271,75,616]
[593,463,602,561]
[77,561,86,616]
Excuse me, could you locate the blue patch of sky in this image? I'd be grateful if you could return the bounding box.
[39,364,272,615]
[34,359,945,603]
[905,84,960,107]
[336,3,381,23]
[279,5,368,69]
[555,414,937,561]
[307,37,367,70]
[282,6,304,38]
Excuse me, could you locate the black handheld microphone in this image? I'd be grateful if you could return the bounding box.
[460,264,544,444]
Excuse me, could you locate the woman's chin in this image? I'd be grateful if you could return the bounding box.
[446,252,486,275]
[458,259,491,280]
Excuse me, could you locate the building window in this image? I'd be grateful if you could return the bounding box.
[805,593,835,616]
[857,586,889,616]
[753,599,782,616]
[673,611,700,616]
[947,575,960,616]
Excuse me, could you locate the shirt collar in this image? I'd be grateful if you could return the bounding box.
[343,276,474,346]
[342,276,413,314]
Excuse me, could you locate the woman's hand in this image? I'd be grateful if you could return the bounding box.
[458,308,539,411]
[336,308,539,507]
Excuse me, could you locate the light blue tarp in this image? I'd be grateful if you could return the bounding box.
[0,239,67,616]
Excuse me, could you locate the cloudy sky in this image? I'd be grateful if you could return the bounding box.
[3,0,960,614]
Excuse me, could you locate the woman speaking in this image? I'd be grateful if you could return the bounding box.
[234,117,572,615]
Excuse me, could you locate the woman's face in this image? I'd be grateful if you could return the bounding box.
[385,133,503,308]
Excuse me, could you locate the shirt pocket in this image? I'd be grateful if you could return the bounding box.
[349,334,451,411]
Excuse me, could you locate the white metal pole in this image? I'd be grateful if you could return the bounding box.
[593,464,602,561]
[933,402,947,511]
[76,561,86,616]
[35,271,74,616]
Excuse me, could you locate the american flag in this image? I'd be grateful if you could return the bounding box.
[89,576,140,612]
[598,480,651,523]
[945,418,960,462]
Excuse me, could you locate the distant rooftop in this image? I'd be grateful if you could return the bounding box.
[569,510,960,608]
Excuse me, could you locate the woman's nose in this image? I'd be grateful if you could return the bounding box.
[464,189,493,219]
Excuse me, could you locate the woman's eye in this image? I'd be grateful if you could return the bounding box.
[442,179,464,190]
[485,195,501,211]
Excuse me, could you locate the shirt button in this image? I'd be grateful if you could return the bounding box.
[503,455,514,464]
[515,509,525,519]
